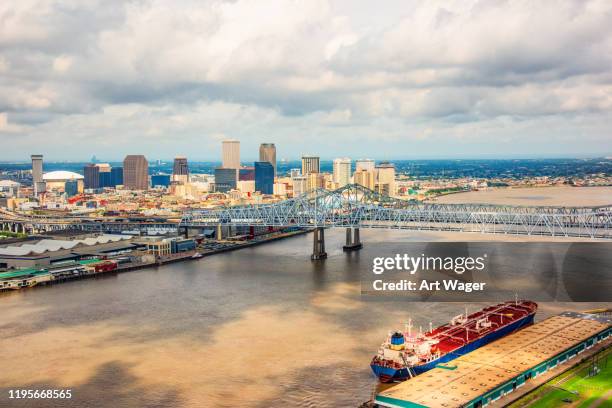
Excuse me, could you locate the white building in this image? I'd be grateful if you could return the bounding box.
[292,176,308,197]
[333,157,351,187]
[356,159,375,172]
[375,162,396,196]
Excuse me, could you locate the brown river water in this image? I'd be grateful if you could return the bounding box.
[1,226,609,408]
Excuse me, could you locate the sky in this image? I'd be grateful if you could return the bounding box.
[0,0,611,161]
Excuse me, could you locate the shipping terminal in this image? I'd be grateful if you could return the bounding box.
[373,312,611,408]
[370,301,537,382]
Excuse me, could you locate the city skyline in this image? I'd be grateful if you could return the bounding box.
[1,1,611,160]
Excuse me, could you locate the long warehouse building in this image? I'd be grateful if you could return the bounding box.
[375,312,611,408]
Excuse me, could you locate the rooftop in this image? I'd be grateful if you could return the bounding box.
[43,171,84,181]
[0,234,132,256]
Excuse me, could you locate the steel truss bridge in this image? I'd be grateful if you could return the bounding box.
[181,184,612,239]
[0,208,178,234]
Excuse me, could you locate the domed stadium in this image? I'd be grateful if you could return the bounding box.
[42,171,84,191]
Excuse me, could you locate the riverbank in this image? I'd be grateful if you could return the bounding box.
[0,228,310,294]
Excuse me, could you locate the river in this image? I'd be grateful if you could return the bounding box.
[1,226,608,408]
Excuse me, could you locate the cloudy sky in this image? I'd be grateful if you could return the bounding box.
[1,0,611,161]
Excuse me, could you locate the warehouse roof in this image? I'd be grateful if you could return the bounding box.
[0,234,132,256]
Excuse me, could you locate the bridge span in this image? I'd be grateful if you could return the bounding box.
[2,185,611,259]
[180,184,612,259]
[0,208,178,235]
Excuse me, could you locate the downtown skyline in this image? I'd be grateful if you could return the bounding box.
[1,1,612,160]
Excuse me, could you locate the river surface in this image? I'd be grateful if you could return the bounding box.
[1,227,609,408]
[433,186,612,206]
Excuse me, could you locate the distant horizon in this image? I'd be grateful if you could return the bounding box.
[1,155,611,164]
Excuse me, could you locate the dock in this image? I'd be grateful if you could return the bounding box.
[374,312,611,408]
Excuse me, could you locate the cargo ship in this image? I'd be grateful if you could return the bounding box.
[370,300,537,382]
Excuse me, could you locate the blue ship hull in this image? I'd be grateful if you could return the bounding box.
[371,313,535,381]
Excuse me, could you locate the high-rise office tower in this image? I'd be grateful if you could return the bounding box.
[222,140,240,169]
[31,155,43,183]
[356,159,375,172]
[123,155,149,190]
[96,163,112,188]
[172,156,189,184]
[259,143,277,177]
[84,164,100,189]
[301,155,320,175]
[375,161,396,196]
[333,157,351,187]
[31,154,45,195]
[254,161,274,195]
[111,167,123,186]
[214,168,237,193]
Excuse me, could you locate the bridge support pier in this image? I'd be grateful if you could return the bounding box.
[311,227,327,260]
[343,227,363,252]
[216,224,223,241]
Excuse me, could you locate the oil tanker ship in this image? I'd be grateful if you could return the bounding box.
[370,300,537,382]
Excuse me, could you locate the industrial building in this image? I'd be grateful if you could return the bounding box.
[375,312,611,408]
[0,234,138,269]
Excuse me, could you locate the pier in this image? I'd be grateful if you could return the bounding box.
[373,312,611,408]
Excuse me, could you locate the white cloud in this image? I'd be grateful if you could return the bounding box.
[0,0,611,159]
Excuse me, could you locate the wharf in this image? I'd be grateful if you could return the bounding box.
[374,312,611,408]
[1,229,308,293]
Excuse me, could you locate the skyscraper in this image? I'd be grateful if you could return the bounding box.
[254,161,274,195]
[111,167,123,186]
[333,157,351,187]
[99,171,112,188]
[96,163,112,188]
[375,162,396,196]
[31,154,43,183]
[123,155,149,190]
[214,168,237,192]
[301,155,320,175]
[356,159,375,172]
[259,143,277,177]
[84,164,100,189]
[222,140,240,169]
[172,156,189,184]
[31,154,45,195]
